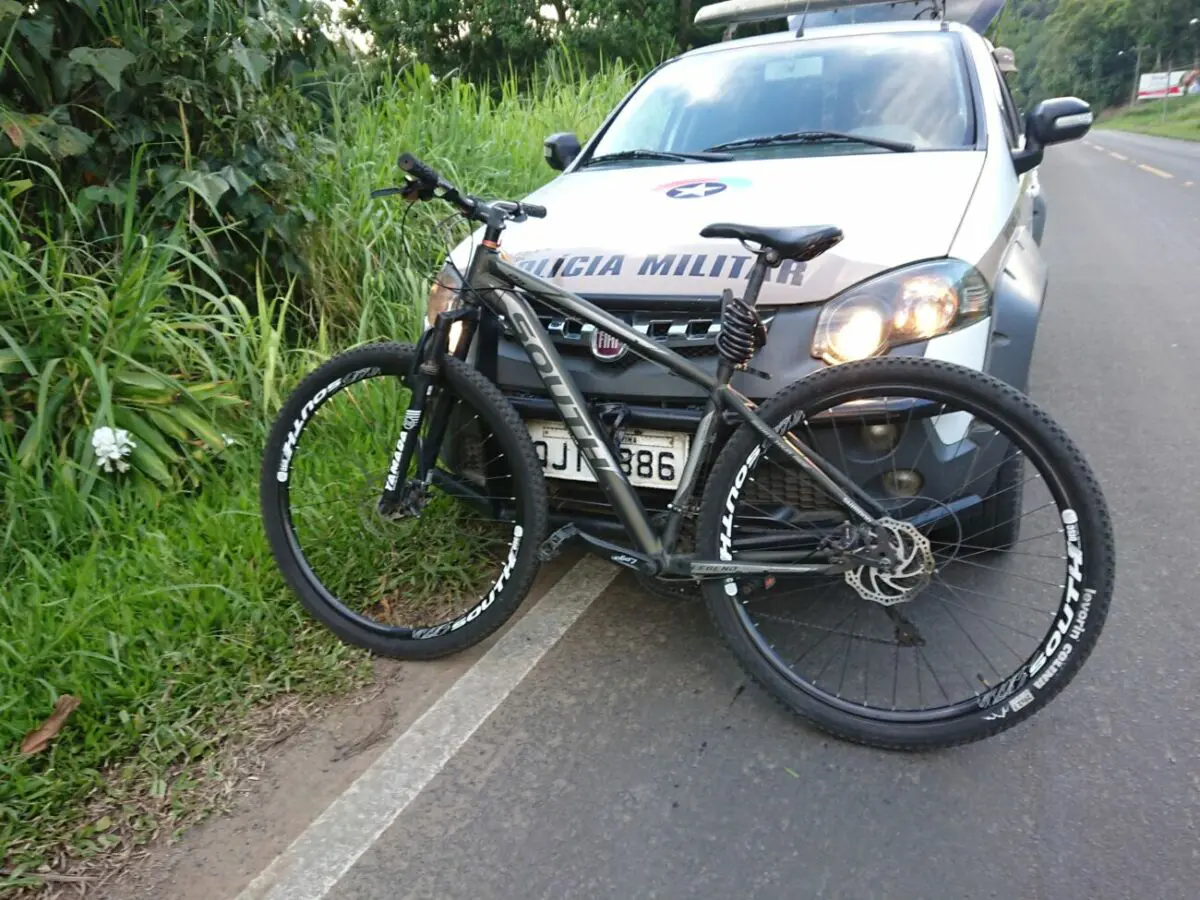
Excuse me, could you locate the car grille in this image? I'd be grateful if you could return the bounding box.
[501,296,775,362]
[743,462,836,513]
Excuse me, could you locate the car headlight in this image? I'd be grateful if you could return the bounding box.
[811,260,991,365]
[426,261,465,351]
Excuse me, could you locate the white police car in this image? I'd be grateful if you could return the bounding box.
[430,0,1090,540]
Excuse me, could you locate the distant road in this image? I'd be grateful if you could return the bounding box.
[1089,128,1200,185]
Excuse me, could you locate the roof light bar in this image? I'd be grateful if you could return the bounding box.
[695,0,1005,32]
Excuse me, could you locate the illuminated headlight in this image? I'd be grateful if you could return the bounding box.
[812,261,991,365]
[426,262,465,352]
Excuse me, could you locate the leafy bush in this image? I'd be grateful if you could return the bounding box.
[0,166,281,504]
[0,0,340,296]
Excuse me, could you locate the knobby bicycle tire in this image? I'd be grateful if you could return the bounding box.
[695,357,1115,750]
[260,342,548,660]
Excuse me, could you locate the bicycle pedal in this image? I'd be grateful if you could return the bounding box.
[538,523,580,561]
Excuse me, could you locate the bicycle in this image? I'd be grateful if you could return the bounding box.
[260,152,1115,750]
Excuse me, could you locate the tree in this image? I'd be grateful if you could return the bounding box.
[992,0,1200,110]
[348,0,758,83]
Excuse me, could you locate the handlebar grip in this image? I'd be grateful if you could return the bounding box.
[520,203,547,219]
[397,152,441,188]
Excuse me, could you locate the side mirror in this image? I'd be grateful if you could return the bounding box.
[1012,97,1093,175]
[544,132,582,171]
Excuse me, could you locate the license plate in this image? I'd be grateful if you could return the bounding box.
[526,420,690,490]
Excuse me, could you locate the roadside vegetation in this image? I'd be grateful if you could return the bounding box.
[1097,94,1200,142]
[9,0,1189,891]
[0,0,633,887]
[992,1,1198,113]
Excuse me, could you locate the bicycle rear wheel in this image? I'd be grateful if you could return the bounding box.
[260,342,547,659]
[695,357,1115,750]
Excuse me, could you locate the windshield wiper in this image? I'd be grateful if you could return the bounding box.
[705,130,915,154]
[583,148,734,167]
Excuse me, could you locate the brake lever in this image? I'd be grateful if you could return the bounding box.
[492,200,527,223]
[370,181,436,203]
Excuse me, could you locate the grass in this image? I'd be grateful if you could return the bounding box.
[1097,93,1200,142]
[0,57,635,891]
[298,58,634,333]
[0,448,370,887]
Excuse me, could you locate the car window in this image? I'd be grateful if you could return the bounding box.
[991,61,1022,148]
[590,32,975,161]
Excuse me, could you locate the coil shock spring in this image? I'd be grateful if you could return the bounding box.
[716,291,768,369]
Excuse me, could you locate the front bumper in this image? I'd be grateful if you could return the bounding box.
[452,302,1014,533]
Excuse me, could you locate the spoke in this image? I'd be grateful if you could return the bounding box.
[932,592,1004,685]
[914,637,923,708]
[916,644,953,705]
[892,638,900,710]
[929,588,1043,640]
[743,460,837,531]
[969,472,1044,508]
[750,578,844,634]
[949,529,1065,555]
[951,425,1003,499]
[938,555,1065,589]
[836,603,863,698]
[935,546,1065,563]
[862,612,872,706]
[934,577,1027,663]
[791,605,859,669]
[931,571,1052,617]
[954,498,1059,542]
[810,610,858,686]
[742,578,848,604]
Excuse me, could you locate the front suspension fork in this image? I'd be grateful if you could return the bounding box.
[376,308,476,517]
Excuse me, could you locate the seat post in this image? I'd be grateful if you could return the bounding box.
[742,248,780,308]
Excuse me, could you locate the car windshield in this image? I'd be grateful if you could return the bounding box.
[588,32,975,163]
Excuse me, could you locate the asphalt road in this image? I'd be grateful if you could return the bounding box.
[1088,126,1200,184]
[329,136,1200,900]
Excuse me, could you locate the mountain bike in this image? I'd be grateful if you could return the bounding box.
[260,152,1115,750]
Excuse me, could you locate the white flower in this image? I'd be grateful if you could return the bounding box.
[92,426,137,473]
[220,433,237,447]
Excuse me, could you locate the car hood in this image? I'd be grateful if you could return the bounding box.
[452,152,985,307]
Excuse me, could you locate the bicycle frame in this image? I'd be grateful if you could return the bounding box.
[400,241,890,579]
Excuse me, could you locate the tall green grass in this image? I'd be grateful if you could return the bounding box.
[298,58,634,335]
[0,59,635,889]
[1098,93,1200,142]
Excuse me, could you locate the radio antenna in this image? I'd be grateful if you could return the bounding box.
[795,0,813,37]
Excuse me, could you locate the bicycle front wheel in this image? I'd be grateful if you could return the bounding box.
[260,342,548,660]
[695,357,1115,750]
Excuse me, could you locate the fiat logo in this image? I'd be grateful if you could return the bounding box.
[590,329,627,362]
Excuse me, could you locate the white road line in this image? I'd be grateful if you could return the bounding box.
[1110,152,1128,161]
[234,554,620,900]
[1138,163,1174,179]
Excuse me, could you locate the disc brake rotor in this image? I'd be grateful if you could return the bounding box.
[845,518,934,606]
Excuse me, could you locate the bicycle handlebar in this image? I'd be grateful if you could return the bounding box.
[394,151,547,224]
[397,152,443,190]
